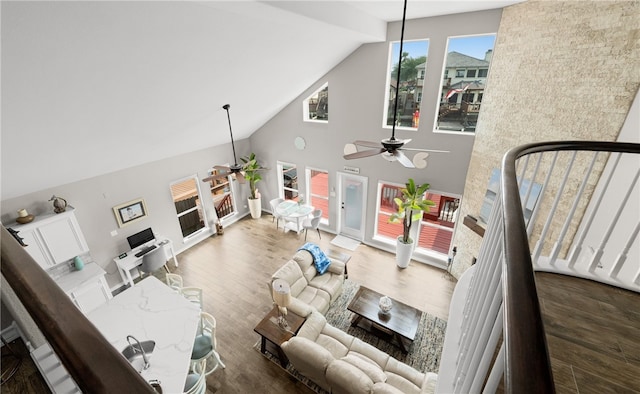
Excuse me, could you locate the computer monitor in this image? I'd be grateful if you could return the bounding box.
[127,227,155,250]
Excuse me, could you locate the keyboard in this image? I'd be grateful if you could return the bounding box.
[134,244,157,258]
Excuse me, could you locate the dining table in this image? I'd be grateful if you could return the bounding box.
[276,200,314,234]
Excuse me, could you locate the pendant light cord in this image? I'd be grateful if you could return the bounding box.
[390,0,408,141]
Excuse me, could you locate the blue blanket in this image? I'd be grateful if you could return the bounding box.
[298,242,331,274]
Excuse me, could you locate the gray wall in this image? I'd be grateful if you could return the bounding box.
[249,10,502,258]
[1,140,252,289]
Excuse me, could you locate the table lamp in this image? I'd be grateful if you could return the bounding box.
[272,279,291,330]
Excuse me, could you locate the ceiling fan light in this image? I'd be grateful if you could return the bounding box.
[344,143,357,155]
[381,151,397,162]
[413,152,429,169]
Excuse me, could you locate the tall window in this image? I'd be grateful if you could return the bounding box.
[374,181,459,256]
[383,40,429,130]
[436,34,496,133]
[303,83,328,122]
[206,165,236,222]
[170,176,209,240]
[306,168,329,225]
[277,161,299,201]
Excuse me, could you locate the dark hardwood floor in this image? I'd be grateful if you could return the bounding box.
[3,214,637,393]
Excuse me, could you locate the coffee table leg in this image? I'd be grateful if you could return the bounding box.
[395,333,409,354]
[351,315,362,327]
[276,346,289,368]
[260,336,267,353]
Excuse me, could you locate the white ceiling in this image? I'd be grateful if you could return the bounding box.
[1,1,522,200]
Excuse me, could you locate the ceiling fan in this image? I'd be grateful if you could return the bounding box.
[343,0,449,169]
[202,104,247,184]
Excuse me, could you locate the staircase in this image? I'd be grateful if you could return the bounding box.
[437,141,640,393]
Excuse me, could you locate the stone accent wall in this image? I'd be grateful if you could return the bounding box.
[451,0,640,278]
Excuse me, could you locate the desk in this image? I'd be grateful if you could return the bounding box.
[276,200,314,234]
[114,237,178,288]
[86,277,200,393]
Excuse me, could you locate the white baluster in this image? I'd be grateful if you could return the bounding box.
[587,168,640,272]
[609,221,640,278]
[568,152,622,266]
[483,342,505,394]
[549,152,598,264]
[526,152,545,237]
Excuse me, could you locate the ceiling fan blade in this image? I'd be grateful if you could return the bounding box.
[400,147,450,153]
[202,172,230,183]
[344,148,385,160]
[394,150,415,168]
[214,165,231,171]
[236,172,246,183]
[353,140,383,148]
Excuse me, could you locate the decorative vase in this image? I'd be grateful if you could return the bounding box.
[73,255,84,271]
[379,296,393,314]
[395,236,413,268]
[248,197,262,219]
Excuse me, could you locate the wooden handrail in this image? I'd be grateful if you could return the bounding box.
[0,227,155,393]
[500,140,640,393]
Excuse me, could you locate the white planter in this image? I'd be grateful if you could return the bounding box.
[395,236,414,268]
[248,197,262,219]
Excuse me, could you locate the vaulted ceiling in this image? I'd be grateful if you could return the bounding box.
[1,1,522,200]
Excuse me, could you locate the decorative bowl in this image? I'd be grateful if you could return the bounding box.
[16,214,35,224]
[378,296,393,314]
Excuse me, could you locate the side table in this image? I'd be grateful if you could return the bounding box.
[254,307,306,367]
[326,249,351,278]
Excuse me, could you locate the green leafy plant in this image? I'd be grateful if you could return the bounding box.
[241,152,266,200]
[388,179,435,244]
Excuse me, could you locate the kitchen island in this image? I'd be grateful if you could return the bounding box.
[86,276,200,393]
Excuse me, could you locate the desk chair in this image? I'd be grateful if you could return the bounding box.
[191,312,225,376]
[138,248,168,278]
[269,198,284,229]
[302,209,323,241]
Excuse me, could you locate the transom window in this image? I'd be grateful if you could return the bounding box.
[303,83,328,122]
[383,39,429,130]
[436,34,496,133]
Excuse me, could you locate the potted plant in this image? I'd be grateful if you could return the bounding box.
[241,152,267,219]
[389,178,435,268]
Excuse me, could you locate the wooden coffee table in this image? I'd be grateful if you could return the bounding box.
[347,286,422,353]
[254,307,306,367]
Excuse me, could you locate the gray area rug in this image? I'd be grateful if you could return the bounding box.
[255,279,447,393]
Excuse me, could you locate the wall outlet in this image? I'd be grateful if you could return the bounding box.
[110,230,118,237]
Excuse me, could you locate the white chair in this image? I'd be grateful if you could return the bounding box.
[302,209,322,241]
[269,197,285,229]
[183,359,207,394]
[190,312,226,376]
[138,248,168,278]
[181,286,203,310]
[165,273,183,293]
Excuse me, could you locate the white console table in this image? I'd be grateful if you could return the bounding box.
[113,237,178,287]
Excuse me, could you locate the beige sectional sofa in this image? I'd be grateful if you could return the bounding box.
[270,249,346,316]
[281,311,437,394]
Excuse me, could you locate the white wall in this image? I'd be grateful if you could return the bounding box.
[1,140,252,289]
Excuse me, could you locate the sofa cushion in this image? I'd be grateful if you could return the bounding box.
[341,354,387,384]
[281,337,333,391]
[321,323,354,350]
[297,309,327,341]
[350,338,390,370]
[385,357,426,388]
[316,333,350,359]
[421,372,438,394]
[293,250,318,283]
[296,286,331,314]
[308,273,343,301]
[372,382,406,394]
[384,372,422,394]
[272,260,307,297]
[326,359,375,394]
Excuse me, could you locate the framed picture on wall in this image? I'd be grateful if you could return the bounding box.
[113,198,147,227]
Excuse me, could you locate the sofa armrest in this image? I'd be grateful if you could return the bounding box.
[326,359,375,394]
[420,372,438,394]
[288,297,314,318]
[327,259,345,275]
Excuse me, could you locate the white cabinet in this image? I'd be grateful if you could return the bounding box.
[9,209,89,270]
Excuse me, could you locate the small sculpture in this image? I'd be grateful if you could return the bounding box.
[379,295,393,314]
[49,195,68,213]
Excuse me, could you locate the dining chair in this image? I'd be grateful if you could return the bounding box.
[183,359,207,394]
[165,273,183,293]
[302,209,323,241]
[190,311,226,376]
[138,248,168,278]
[269,197,285,229]
[181,287,203,310]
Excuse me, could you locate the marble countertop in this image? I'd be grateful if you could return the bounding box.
[86,276,200,393]
[53,262,106,293]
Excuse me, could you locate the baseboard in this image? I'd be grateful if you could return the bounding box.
[0,321,22,343]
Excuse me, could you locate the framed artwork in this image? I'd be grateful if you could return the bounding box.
[113,198,147,227]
